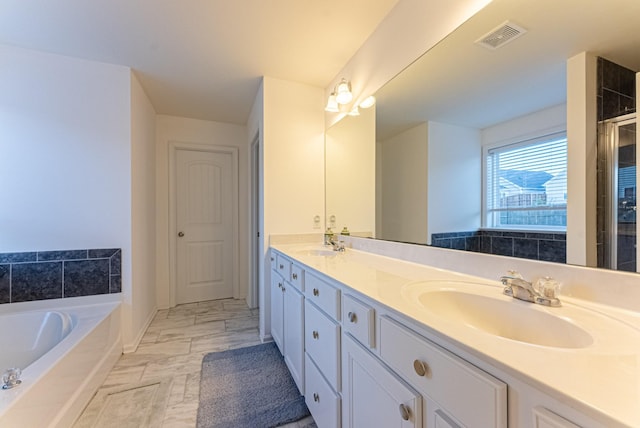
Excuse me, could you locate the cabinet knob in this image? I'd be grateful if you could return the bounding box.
[399,404,411,421]
[279,264,284,269]
[313,392,320,402]
[313,288,319,296]
[270,257,274,262]
[413,359,429,377]
[278,282,283,289]
[292,273,298,280]
[347,311,357,323]
[312,330,319,339]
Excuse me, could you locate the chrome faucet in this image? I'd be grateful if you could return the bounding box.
[324,229,345,251]
[2,368,22,390]
[500,271,561,307]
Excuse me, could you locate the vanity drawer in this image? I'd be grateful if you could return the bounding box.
[276,254,291,280]
[342,294,375,348]
[305,300,341,391]
[379,316,507,428]
[305,353,341,428]
[290,262,305,292]
[305,272,341,320]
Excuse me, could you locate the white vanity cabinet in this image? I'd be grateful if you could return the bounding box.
[378,316,507,428]
[270,252,305,393]
[304,271,342,428]
[342,334,421,428]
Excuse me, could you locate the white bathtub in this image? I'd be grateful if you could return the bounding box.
[0,296,122,427]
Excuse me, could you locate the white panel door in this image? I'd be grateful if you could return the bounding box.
[176,149,234,304]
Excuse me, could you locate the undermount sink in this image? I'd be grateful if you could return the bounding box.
[295,248,338,257]
[402,281,594,349]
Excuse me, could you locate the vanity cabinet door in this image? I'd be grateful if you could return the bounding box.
[343,335,421,428]
[270,272,285,353]
[379,316,507,428]
[283,284,305,393]
[532,407,581,428]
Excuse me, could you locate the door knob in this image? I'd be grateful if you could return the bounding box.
[178,231,185,237]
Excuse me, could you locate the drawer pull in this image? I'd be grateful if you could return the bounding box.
[399,404,411,421]
[313,288,319,296]
[292,273,298,280]
[413,359,429,377]
[312,330,319,339]
[313,392,320,402]
[347,311,357,323]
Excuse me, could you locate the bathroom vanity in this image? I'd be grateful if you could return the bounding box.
[269,242,640,428]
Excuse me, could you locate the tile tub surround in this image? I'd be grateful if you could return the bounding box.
[431,230,567,263]
[0,249,122,304]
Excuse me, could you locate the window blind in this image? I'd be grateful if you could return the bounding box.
[485,134,567,229]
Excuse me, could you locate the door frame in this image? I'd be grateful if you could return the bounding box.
[168,141,240,307]
[248,132,262,309]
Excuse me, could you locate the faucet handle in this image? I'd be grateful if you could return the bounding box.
[535,276,561,299]
[506,270,523,279]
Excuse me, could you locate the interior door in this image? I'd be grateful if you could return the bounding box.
[176,149,234,304]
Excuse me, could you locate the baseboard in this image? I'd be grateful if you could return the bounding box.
[123,306,158,354]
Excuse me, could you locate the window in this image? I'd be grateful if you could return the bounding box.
[484,133,567,230]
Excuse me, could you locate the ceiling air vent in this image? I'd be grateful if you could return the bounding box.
[475,21,527,50]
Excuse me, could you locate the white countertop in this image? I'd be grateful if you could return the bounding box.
[272,243,640,428]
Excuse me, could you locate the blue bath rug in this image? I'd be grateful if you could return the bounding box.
[197,342,311,428]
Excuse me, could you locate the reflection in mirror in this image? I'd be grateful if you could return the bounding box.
[325,106,376,237]
[326,0,640,270]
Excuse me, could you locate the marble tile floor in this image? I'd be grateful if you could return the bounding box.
[75,298,315,428]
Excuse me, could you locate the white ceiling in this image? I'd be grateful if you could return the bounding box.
[375,0,640,140]
[0,0,399,124]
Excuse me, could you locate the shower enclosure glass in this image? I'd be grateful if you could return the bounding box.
[599,113,637,271]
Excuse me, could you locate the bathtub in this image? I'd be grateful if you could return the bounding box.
[0,296,122,427]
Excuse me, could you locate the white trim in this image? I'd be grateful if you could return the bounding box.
[248,132,261,309]
[168,141,240,307]
[123,306,157,353]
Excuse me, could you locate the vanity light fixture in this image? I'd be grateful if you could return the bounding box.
[347,106,360,116]
[325,78,354,112]
[335,78,353,104]
[359,95,376,109]
[325,92,340,112]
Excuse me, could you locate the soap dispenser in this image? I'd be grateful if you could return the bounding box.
[324,227,334,245]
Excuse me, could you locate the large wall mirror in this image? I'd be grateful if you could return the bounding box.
[325,0,640,271]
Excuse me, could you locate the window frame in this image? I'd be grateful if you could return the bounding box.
[482,128,568,232]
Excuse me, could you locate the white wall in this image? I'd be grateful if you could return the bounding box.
[260,77,324,339]
[325,107,376,235]
[377,123,428,243]
[155,115,248,309]
[0,45,131,253]
[263,77,325,235]
[481,104,567,147]
[0,44,162,351]
[566,52,598,267]
[427,121,481,241]
[129,72,158,351]
[325,0,492,127]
